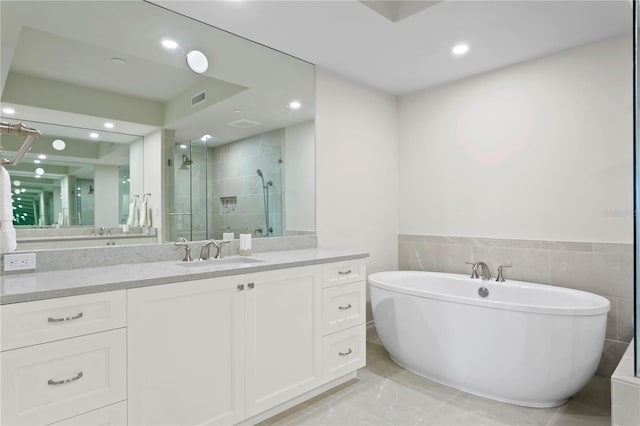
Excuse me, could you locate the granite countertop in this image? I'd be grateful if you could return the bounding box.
[0,248,369,305]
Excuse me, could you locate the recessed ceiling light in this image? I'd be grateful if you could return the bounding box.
[201,134,212,142]
[451,43,470,57]
[13,189,20,195]
[162,39,178,49]
[13,180,20,187]
[38,154,46,160]
[2,107,15,114]
[289,100,302,110]
[186,50,208,74]
[35,167,45,176]
[16,197,21,201]
[35,175,41,179]
[90,132,99,139]
[33,159,41,164]
[52,139,66,151]
[179,144,188,149]
[21,188,26,193]
[234,108,243,113]
[111,57,126,65]
[104,122,114,129]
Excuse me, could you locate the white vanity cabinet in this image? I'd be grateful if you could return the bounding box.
[127,265,323,425]
[0,291,127,426]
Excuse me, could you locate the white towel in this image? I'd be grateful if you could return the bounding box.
[139,194,152,228]
[57,210,63,226]
[0,166,16,252]
[126,196,138,227]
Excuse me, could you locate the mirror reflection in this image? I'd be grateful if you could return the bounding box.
[0,119,141,228]
[0,0,316,250]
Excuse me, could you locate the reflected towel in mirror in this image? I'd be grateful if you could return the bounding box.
[0,166,16,251]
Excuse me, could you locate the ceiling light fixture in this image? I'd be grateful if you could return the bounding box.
[186,50,208,74]
[35,167,45,176]
[38,154,46,160]
[451,43,470,57]
[179,144,188,149]
[104,122,114,129]
[35,175,41,179]
[201,134,212,142]
[2,107,15,114]
[13,180,20,187]
[90,132,99,139]
[14,189,20,195]
[52,139,66,151]
[21,188,26,193]
[162,39,178,49]
[33,160,41,164]
[289,100,302,110]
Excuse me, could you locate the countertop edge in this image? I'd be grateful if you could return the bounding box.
[1,251,369,305]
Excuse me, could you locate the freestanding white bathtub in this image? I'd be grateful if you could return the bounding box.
[369,271,610,407]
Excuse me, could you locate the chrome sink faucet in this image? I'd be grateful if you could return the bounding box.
[200,239,231,260]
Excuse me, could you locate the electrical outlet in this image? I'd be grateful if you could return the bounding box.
[4,253,36,271]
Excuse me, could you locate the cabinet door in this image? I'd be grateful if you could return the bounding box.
[243,266,322,417]
[127,278,244,426]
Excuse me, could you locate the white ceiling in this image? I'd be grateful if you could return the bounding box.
[155,0,633,95]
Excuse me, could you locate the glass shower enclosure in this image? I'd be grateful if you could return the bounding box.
[167,129,284,243]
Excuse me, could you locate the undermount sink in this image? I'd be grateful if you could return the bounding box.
[177,257,264,267]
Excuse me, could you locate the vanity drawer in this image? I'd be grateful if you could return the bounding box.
[51,401,127,426]
[323,281,366,335]
[1,290,126,351]
[322,260,366,288]
[323,326,366,382]
[1,328,127,426]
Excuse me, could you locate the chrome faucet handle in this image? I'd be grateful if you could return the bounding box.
[199,240,220,261]
[465,261,479,279]
[496,265,512,282]
[216,240,231,259]
[175,238,193,262]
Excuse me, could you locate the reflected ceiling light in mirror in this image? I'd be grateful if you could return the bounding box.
[38,154,46,160]
[14,189,20,195]
[451,42,470,57]
[13,180,20,186]
[33,159,41,164]
[52,139,66,151]
[35,168,45,175]
[20,188,25,193]
[162,39,178,49]
[289,100,302,110]
[200,134,212,142]
[16,197,21,201]
[2,107,15,114]
[90,132,99,139]
[186,50,208,73]
[179,144,188,149]
[35,175,41,179]
[104,122,114,129]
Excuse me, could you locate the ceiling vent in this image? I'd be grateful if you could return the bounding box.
[191,90,207,107]
[228,119,261,128]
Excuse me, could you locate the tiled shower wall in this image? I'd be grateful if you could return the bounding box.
[207,129,284,239]
[398,234,634,378]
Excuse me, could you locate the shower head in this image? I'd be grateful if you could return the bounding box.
[179,154,192,170]
[256,169,263,178]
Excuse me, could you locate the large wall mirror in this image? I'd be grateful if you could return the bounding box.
[0,0,315,250]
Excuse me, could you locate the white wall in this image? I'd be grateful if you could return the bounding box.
[398,35,633,243]
[316,68,399,273]
[284,121,315,234]
[94,165,120,227]
[144,129,173,240]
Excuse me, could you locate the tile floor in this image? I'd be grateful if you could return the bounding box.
[260,329,611,426]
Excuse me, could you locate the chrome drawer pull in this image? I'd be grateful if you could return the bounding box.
[48,371,83,386]
[248,282,255,289]
[338,270,352,275]
[338,349,352,356]
[48,312,83,323]
[338,304,352,310]
[237,284,245,291]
